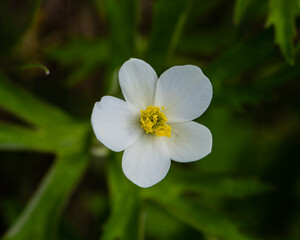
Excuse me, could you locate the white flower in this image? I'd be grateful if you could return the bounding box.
[91,58,213,188]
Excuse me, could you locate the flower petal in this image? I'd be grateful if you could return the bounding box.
[91,96,143,152]
[119,58,158,110]
[167,121,212,162]
[154,65,212,122]
[122,134,170,188]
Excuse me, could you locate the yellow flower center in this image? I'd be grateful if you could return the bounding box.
[140,106,171,137]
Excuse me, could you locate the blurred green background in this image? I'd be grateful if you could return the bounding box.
[0,0,300,239]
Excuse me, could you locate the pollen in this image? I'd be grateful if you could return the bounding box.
[140,106,171,137]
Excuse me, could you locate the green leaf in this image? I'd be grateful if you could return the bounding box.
[214,86,270,109]
[47,39,108,86]
[233,0,252,25]
[0,72,92,239]
[146,0,194,72]
[233,0,268,25]
[205,30,275,88]
[20,63,50,75]
[94,0,137,94]
[256,40,300,88]
[177,29,234,57]
[0,121,90,153]
[144,203,188,240]
[0,123,49,151]
[3,151,90,240]
[204,31,276,109]
[0,0,41,55]
[198,107,254,172]
[163,169,273,198]
[258,59,300,88]
[101,153,141,240]
[0,73,74,127]
[98,0,137,64]
[145,188,255,240]
[47,39,107,65]
[65,63,97,87]
[266,0,299,64]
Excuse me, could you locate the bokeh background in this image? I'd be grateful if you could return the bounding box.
[1,0,300,239]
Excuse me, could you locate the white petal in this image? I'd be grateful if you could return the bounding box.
[154,65,212,122]
[119,58,158,110]
[122,134,170,188]
[167,121,212,162]
[91,96,143,152]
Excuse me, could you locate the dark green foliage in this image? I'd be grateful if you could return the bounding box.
[266,0,299,64]
[146,0,195,72]
[47,39,108,87]
[0,0,299,240]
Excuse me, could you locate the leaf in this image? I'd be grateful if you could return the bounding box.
[163,169,273,198]
[94,0,137,94]
[233,0,252,25]
[47,39,108,86]
[0,73,74,127]
[258,58,300,88]
[98,0,137,64]
[3,151,90,240]
[65,63,97,87]
[144,203,188,240]
[256,40,300,88]
[145,188,255,240]
[0,73,91,153]
[101,153,141,240]
[0,123,49,152]
[20,63,50,75]
[197,107,254,172]
[266,0,299,64]
[185,0,224,25]
[177,29,234,57]
[0,0,41,55]
[47,39,107,65]
[0,121,90,154]
[205,30,275,88]
[0,73,92,239]
[0,198,23,228]
[146,0,194,72]
[214,86,271,109]
[204,30,276,108]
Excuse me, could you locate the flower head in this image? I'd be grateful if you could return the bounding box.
[91,58,213,188]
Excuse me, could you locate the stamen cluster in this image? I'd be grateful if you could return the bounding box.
[140,106,171,137]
